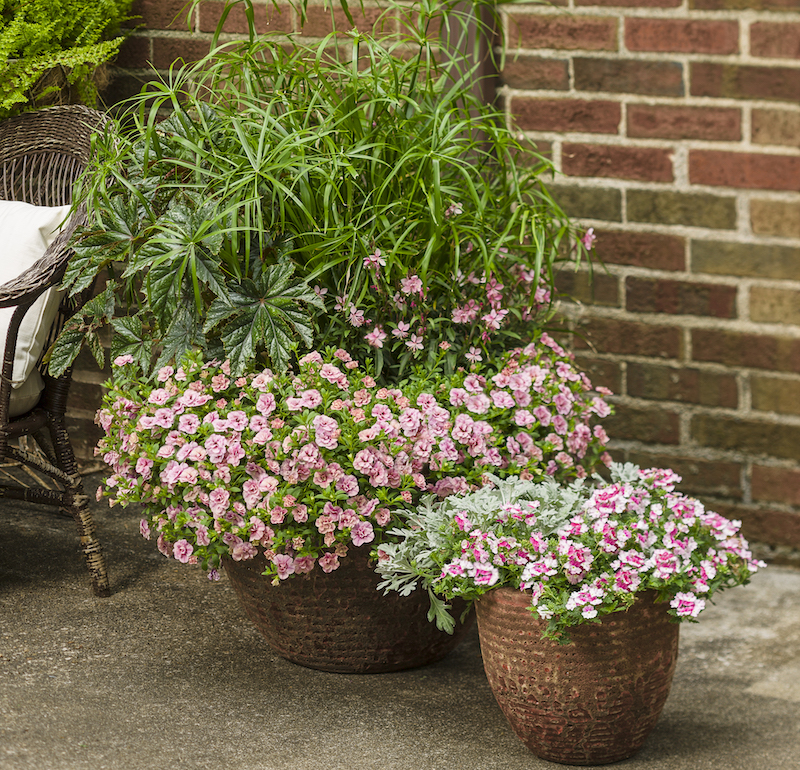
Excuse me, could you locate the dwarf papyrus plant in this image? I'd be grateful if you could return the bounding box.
[51,0,591,380]
[0,0,132,117]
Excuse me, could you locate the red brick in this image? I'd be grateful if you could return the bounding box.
[626,277,737,318]
[752,465,800,506]
[726,505,800,551]
[593,231,686,271]
[751,22,800,59]
[626,362,738,407]
[131,0,189,31]
[198,1,293,34]
[692,0,800,8]
[114,35,151,69]
[556,269,620,306]
[627,104,741,141]
[502,57,569,90]
[690,150,800,191]
[626,19,739,54]
[605,404,681,444]
[574,58,684,96]
[572,355,622,393]
[691,62,800,102]
[692,329,800,373]
[562,143,673,182]
[151,37,211,69]
[574,318,682,358]
[578,0,679,5]
[692,413,800,461]
[510,15,618,51]
[627,452,743,499]
[300,6,390,37]
[513,98,621,134]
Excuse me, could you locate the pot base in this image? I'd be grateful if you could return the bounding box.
[476,589,679,766]
[224,549,474,674]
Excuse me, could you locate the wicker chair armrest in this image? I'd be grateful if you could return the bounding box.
[0,204,87,311]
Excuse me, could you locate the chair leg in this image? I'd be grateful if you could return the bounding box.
[46,397,111,597]
[68,478,111,598]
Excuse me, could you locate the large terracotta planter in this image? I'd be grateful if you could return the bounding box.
[476,588,679,766]
[224,548,474,674]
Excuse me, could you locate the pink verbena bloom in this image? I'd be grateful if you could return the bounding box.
[581,228,597,250]
[406,334,424,351]
[399,274,423,295]
[363,248,385,270]
[365,326,387,348]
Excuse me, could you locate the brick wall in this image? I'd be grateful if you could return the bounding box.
[502,0,800,559]
[89,0,800,559]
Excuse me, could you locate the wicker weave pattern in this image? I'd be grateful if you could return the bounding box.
[0,105,110,597]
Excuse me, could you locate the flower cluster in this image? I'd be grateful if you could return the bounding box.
[377,465,765,641]
[96,338,612,582]
[322,239,560,381]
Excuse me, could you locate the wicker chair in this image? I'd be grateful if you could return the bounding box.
[0,105,110,597]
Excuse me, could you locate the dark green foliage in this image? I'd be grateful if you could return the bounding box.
[0,0,132,116]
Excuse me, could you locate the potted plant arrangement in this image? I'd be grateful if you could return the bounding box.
[376,464,765,763]
[96,332,612,671]
[63,0,613,672]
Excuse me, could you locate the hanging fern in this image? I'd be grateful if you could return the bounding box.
[0,0,133,117]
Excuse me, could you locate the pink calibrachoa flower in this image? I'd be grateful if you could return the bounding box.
[272,553,296,580]
[173,539,194,563]
[318,552,340,573]
[97,338,614,584]
[377,463,766,642]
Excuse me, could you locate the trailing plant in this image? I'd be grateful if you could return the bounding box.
[95,335,611,580]
[376,464,765,641]
[0,0,132,117]
[52,1,593,381]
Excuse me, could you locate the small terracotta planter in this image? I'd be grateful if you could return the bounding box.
[224,548,474,674]
[476,588,679,766]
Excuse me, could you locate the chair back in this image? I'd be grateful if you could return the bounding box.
[0,104,104,208]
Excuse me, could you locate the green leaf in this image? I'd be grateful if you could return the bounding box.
[47,283,117,377]
[110,315,153,372]
[63,196,142,296]
[45,322,86,378]
[154,305,207,371]
[205,262,322,374]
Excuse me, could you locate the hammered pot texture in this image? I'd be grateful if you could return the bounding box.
[224,548,474,674]
[475,588,679,766]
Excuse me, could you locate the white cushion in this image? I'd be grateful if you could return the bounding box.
[9,368,44,416]
[0,200,70,393]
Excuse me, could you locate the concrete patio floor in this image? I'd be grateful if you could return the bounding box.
[1,472,799,770]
